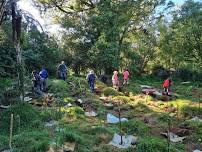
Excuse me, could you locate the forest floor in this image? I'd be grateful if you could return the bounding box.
[0,76,202,152]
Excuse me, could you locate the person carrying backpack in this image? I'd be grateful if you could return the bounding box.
[39,66,48,91]
[57,61,67,80]
[86,70,97,92]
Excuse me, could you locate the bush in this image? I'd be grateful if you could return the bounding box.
[60,106,84,116]
[0,102,40,134]
[121,120,149,135]
[48,79,69,93]
[103,87,123,96]
[181,106,202,117]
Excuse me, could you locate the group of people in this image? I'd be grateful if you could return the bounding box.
[32,61,172,97]
[32,61,68,96]
[86,69,130,92]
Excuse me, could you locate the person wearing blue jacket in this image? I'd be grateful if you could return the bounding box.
[86,70,97,92]
[39,66,48,91]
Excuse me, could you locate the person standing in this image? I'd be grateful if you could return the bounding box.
[112,71,119,90]
[32,70,43,96]
[122,69,129,85]
[57,61,68,80]
[86,70,97,92]
[163,77,172,95]
[39,66,48,92]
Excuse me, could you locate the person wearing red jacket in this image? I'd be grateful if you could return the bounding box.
[163,77,172,95]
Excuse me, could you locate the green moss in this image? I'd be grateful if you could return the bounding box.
[103,87,123,96]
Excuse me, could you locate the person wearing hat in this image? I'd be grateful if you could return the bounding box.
[86,70,97,92]
[112,71,119,90]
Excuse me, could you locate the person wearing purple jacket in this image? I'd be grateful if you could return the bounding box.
[39,66,48,91]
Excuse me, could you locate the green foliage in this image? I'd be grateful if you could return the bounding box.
[121,120,149,135]
[13,131,50,152]
[40,108,62,121]
[0,102,40,135]
[113,96,131,103]
[103,87,123,96]
[62,131,84,144]
[181,106,202,117]
[136,137,182,152]
[48,79,70,97]
[63,97,75,103]
[60,106,84,116]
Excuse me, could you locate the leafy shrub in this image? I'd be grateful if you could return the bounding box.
[0,102,40,134]
[103,87,123,96]
[181,106,202,117]
[122,120,149,135]
[13,131,50,152]
[48,79,69,93]
[60,106,84,116]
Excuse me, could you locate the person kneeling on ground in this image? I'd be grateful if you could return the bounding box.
[112,71,119,90]
[32,70,43,96]
[39,66,48,92]
[163,77,172,95]
[86,70,97,92]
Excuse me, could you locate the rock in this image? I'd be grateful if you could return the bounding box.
[161,132,186,142]
[193,150,202,152]
[45,120,58,127]
[107,113,128,124]
[189,116,202,122]
[65,103,73,107]
[104,103,114,109]
[109,133,137,149]
[24,96,32,102]
[85,111,97,117]
[140,85,153,89]
[181,81,191,84]
[63,142,75,152]
[130,136,138,145]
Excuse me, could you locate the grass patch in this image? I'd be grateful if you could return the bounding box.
[0,102,40,135]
